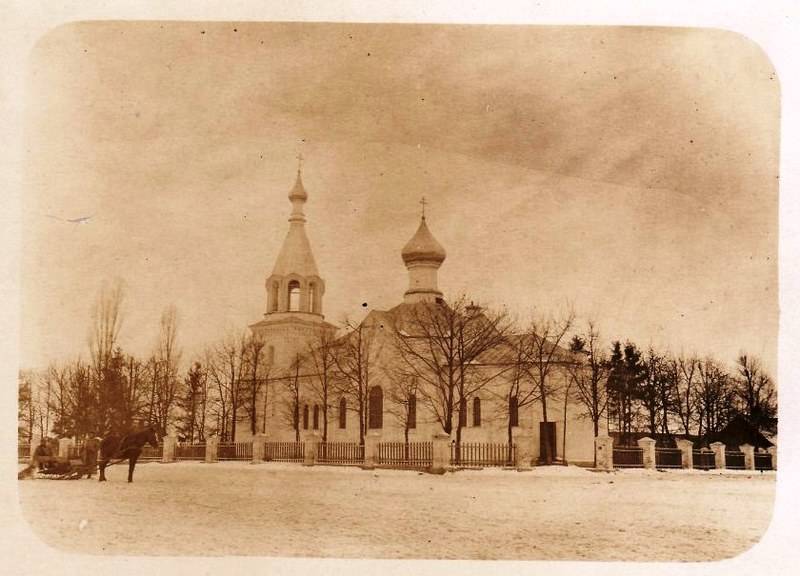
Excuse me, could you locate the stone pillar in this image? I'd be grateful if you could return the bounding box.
[767,445,777,470]
[594,435,614,471]
[710,441,726,470]
[431,433,451,474]
[252,434,266,463]
[303,432,321,466]
[363,430,381,469]
[58,437,73,459]
[676,439,694,470]
[637,437,656,470]
[161,435,176,463]
[740,444,755,471]
[205,435,219,463]
[514,428,534,470]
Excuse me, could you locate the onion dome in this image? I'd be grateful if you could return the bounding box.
[401,216,446,265]
[288,169,308,202]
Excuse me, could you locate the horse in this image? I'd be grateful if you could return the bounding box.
[98,425,160,483]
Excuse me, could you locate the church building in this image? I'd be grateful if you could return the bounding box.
[242,164,595,466]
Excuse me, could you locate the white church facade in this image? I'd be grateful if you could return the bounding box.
[240,165,595,466]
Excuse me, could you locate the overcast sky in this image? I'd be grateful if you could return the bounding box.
[21,22,779,373]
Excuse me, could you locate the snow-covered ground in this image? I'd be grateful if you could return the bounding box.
[13,461,775,562]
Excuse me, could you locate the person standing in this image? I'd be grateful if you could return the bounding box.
[82,435,100,479]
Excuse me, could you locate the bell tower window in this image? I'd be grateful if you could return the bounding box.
[269,281,279,312]
[288,281,301,312]
[308,283,316,314]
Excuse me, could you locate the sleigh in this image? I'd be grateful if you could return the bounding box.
[18,457,93,480]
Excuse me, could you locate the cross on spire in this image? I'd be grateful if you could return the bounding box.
[420,196,427,219]
[296,152,304,172]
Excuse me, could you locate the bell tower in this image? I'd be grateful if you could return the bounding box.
[249,159,337,441]
[262,159,326,318]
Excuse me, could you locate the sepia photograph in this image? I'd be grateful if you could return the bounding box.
[3,5,795,574]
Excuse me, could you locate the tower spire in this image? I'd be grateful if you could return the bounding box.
[420,196,427,220]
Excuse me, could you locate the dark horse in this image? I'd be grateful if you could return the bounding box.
[98,425,160,483]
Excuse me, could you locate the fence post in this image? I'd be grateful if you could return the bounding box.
[594,436,614,471]
[676,439,694,469]
[637,437,656,469]
[767,445,777,470]
[431,433,451,474]
[363,430,380,469]
[162,435,176,463]
[710,441,726,470]
[304,432,321,467]
[252,434,266,464]
[740,444,755,471]
[514,428,533,470]
[58,437,73,459]
[205,435,219,463]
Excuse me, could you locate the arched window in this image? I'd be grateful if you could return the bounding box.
[408,394,417,429]
[339,397,347,429]
[303,404,309,430]
[267,345,275,364]
[368,386,383,429]
[458,397,467,427]
[308,282,316,314]
[509,396,519,427]
[288,280,301,312]
[313,404,320,430]
[473,397,482,427]
[269,281,279,312]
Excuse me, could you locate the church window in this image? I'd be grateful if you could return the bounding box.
[458,397,467,427]
[473,397,482,427]
[339,397,347,429]
[509,396,519,427]
[267,345,275,364]
[288,280,301,312]
[303,404,309,430]
[313,404,320,430]
[308,283,316,313]
[368,386,383,429]
[408,394,417,429]
[269,281,279,312]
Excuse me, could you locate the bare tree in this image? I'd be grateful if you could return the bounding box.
[638,348,674,438]
[88,280,124,434]
[280,354,304,442]
[306,328,339,443]
[694,357,734,440]
[391,296,511,456]
[148,306,182,437]
[242,334,268,437]
[385,368,420,445]
[674,353,700,436]
[206,332,248,442]
[512,308,575,464]
[567,321,610,441]
[734,354,777,434]
[332,317,378,445]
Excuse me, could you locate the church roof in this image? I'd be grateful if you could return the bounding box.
[271,224,320,277]
[271,168,319,277]
[401,217,446,265]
